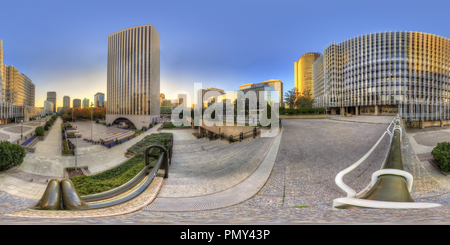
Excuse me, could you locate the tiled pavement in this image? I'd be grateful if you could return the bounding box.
[4,116,450,224]
[0,118,166,199]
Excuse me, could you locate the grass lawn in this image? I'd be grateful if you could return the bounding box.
[70,132,173,196]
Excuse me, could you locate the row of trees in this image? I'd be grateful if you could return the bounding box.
[284,88,315,109]
[60,107,106,121]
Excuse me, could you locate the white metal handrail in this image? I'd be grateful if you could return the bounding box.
[334,116,397,198]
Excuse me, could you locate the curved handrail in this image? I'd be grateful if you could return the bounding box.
[334,116,397,198]
[81,163,154,202]
[334,130,389,198]
[87,153,166,209]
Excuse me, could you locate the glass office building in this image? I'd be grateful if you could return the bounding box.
[106,25,161,128]
[295,52,322,97]
[313,31,450,124]
[94,92,105,108]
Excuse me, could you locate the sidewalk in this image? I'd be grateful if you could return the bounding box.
[0,119,164,200]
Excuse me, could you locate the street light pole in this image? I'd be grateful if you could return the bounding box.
[91,102,94,141]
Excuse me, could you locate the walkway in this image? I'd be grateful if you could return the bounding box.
[0,118,164,199]
[144,131,279,211]
[5,116,450,224]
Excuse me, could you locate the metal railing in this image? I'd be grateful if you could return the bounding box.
[32,139,173,211]
[333,114,441,209]
[334,117,396,198]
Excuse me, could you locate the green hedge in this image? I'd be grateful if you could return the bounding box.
[35,126,45,136]
[70,132,173,195]
[0,141,26,171]
[432,142,450,172]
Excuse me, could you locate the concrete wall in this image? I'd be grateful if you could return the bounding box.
[198,119,258,137]
[279,114,328,119]
[106,114,160,129]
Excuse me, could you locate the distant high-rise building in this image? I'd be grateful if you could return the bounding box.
[1,40,35,107]
[82,98,90,109]
[73,99,81,108]
[44,100,54,114]
[0,40,35,121]
[63,96,70,111]
[295,52,321,97]
[47,91,57,113]
[106,25,161,129]
[94,92,105,108]
[312,31,450,124]
[239,80,283,104]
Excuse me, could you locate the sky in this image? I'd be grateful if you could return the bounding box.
[1,0,450,108]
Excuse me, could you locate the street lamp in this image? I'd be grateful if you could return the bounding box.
[75,132,81,171]
[91,102,94,141]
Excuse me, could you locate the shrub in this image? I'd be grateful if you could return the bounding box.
[44,125,49,131]
[46,121,52,127]
[0,141,26,171]
[35,126,45,136]
[432,142,450,172]
[96,119,99,123]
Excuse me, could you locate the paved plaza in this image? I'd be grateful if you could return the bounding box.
[3,115,450,224]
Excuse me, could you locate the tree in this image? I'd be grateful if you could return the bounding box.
[295,88,315,109]
[284,88,299,108]
[35,126,45,136]
[0,141,26,171]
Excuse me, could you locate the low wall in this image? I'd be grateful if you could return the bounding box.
[279,114,329,119]
[199,120,259,137]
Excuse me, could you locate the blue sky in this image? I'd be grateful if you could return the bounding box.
[1,0,449,107]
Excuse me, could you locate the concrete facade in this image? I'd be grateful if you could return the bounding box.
[106,25,160,129]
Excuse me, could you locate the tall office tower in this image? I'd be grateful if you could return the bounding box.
[106,25,161,129]
[73,99,81,108]
[0,40,35,121]
[313,31,450,125]
[94,92,105,108]
[47,91,56,113]
[312,55,325,108]
[0,40,3,102]
[3,66,35,107]
[240,80,283,104]
[43,100,54,115]
[63,96,70,111]
[295,52,322,97]
[82,98,90,109]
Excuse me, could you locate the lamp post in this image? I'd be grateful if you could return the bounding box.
[75,132,81,171]
[91,102,94,141]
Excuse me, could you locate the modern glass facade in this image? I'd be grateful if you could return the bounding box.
[314,31,450,121]
[82,98,90,109]
[295,52,322,96]
[63,96,70,111]
[47,91,56,113]
[73,99,81,108]
[106,25,161,128]
[0,40,35,121]
[94,92,105,108]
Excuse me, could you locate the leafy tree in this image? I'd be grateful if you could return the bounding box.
[284,88,299,108]
[0,141,26,171]
[35,126,45,136]
[295,88,315,109]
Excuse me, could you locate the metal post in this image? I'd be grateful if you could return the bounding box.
[91,102,94,141]
[75,134,78,171]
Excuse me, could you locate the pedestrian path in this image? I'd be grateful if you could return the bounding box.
[0,118,164,199]
[144,130,280,211]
